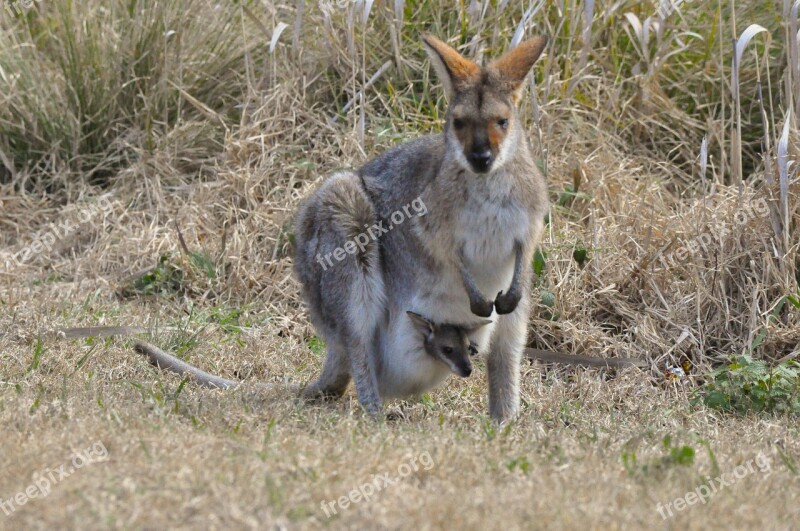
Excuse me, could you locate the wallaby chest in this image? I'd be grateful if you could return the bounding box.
[454,174,530,271]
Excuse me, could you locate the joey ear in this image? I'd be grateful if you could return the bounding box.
[407,311,435,338]
[465,319,493,334]
[421,33,480,99]
[488,36,548,103]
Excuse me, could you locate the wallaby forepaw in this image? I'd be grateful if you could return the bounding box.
[494,289,521,315]
[468,341,479,356]
[470,298,494,318]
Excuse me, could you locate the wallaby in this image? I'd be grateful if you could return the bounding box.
[293,33,549,421]
[406,310,490,378]
[133,311,489,391]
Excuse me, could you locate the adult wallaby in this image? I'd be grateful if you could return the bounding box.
[293,34,549,422]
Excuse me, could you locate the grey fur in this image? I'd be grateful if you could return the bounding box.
[293,34,549,421]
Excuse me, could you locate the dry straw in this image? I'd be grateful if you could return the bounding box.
[0,1,797,371]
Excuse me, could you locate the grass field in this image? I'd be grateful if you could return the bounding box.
[1,0,799,529]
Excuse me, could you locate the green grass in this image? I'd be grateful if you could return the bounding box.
[695,355,800,415]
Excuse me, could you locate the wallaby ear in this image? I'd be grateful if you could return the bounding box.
[488,36,548,103]
[407,311,435,339]
[465,319,493,334]
[421,33,480,99]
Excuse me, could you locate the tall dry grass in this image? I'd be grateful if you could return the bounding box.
[0,0,797,371]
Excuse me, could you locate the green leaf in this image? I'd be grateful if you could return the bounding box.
[750,329,767,351]
[190,251,217,279]
[670,445,696,466]
[572,244,589,268]
[696,354,800,416]
[771,297,787,322]
[305,336,326,357]
[540,290,556,308]
[533,249,546,277]
[30,338,45,371]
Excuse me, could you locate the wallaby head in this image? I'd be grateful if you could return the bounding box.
[406,311,492,378]
[421,33,547,174]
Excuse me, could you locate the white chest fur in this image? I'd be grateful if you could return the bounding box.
[391,172,531,384]
[454,173,529,291]
[376,171,533,399]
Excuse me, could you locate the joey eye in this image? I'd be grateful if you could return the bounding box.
[453,118,465,130]
[442,346,454,355]
[497,118,509,129]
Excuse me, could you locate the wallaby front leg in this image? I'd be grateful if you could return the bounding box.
[494,241,524,315]
[459,247,494,318]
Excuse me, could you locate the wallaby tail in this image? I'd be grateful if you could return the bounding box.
[133,341,283,392]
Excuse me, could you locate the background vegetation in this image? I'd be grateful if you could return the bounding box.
[0,0,798,528]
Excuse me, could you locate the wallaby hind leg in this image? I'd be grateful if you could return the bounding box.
[487,290,531,423]
[301,340,351,400]
[343,280,384,416]
[294,171,385,416]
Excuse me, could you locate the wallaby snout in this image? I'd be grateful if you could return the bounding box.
[469,147,493,173]
[456,359,473,378]
[467,129,494,172]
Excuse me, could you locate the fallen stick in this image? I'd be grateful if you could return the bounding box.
[61,326,146,339]
[525,348,647,369]
[133,340,240,390]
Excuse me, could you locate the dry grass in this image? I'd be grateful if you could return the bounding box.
[1,0,799,529]
[1,292,798,529]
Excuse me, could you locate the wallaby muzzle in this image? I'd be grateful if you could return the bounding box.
[455,359,473,378]
[468,148,493,173]
[468,132,493,173]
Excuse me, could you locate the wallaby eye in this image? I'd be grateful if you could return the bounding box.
[453,118,465,130]
[497,118,509,129]
[442,346,454,355]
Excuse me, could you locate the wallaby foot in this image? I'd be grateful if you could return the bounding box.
[385,407,406,421]
[301,342,351,400]
[301,379,350,401]
[349,343,383,417]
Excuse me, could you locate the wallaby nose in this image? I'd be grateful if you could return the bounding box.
[469,149,493,172]
[459,362,473,378]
